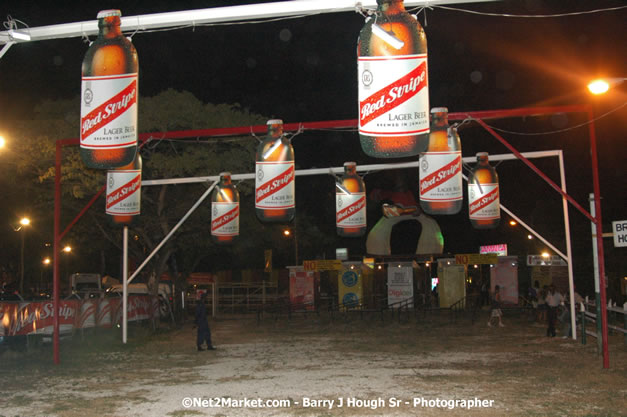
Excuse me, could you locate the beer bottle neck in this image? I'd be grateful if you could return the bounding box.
[432,113,449,127]
[99,16,123,38]
[378,0,406,14]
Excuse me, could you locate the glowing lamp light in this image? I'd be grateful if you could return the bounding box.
[283,229,291,237]
[0,136,5,148]
[43,257,51,265]
[63,245,72,253]
[588,79,610,95]
[509,220,517,226]
[541,252,550,258]
[587,78,626,95]
[527,234,533,240]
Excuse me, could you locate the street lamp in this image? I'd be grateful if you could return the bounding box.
[15,217,31,294]
[282,228,298,265]
[587,78,626,95]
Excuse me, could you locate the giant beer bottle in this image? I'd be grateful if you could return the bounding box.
[255,120,295,223]
[81,9,138,169]
[211,172,240,244]
[468,152,500,229]
[336,162,367,237]
[358,0,429,158]
[106,153,141,226]
[419,108,462,215]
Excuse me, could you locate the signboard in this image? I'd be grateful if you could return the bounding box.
[454,253,498,265]
[336,248,348,260]
[612,220,627,247]
[264,249,272,272]
[387,264,413,307]
[490,256,518,304]
[289,269,315,310]
[338,267,363,307]
[480,244,507,256]
[526,255,567,266]
[303,260,343,271]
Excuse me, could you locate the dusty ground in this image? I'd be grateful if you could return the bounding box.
[1,310,626,417]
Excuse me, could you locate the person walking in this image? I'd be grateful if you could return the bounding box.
[195,292,216,351]
[545,285,563,337]
[487,285,505,327]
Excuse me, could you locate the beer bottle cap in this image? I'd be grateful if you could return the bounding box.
[267,119,283,125]
[98,10,122,18]
[431,107,448,114]
[344,162,356,167]
[476,152,489,158]
[219,172,231,177]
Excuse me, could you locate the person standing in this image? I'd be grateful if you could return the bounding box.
[195,292,216,351]
[545,285,563,337]
[487,285,504,327]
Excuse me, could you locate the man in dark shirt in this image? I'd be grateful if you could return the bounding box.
[195,292,216,351]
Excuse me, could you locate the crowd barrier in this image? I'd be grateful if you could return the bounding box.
[0,295,159,338]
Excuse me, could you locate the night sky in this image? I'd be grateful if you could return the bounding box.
[1,0,626,295]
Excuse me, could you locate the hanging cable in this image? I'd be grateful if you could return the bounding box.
[433,4,627,18]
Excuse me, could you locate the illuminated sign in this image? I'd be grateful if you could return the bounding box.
[480,244,508,256]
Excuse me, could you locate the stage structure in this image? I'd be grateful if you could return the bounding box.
[0,1,609,368]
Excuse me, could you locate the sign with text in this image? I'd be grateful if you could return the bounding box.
[480,244,508,256]
[526,255,567,266]
[612,220,627,247]
[454,253,498,265]
[303,260,343,271]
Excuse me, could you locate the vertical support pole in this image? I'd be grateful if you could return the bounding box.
[212,282,217,318]
[581,303,586,345]
[587,112,610,369]
[590,194,603,355]
[53,141,62,364]
[623,302,627,346]
[123,226,128,344]
[558,151,576,340]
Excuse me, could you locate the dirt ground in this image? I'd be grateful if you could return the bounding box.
[1,310,626,417]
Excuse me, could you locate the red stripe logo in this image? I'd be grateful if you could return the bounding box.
[256,165,295,204]
[106,174,141,209]
[337,196,366,224]
[469,187,499,215]
[420,156,462,194]
[359,61,427,126]
[81,79,137,141]
[211,205,239,232]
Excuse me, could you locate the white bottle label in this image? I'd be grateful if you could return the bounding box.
[106,169,141,215]
[358,54,429,137]
[211,202,239,236]
[419,151,462,202]
[81,73,138,149]
[336,192,366,228]
[255,161,295,209]
[468,183,500,220]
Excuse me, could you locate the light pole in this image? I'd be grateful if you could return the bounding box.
[15,217,31,295]
[283,228,298,265]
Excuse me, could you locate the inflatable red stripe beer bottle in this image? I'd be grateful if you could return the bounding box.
[468,152,500,229]
[211,172,240,244]
[106,153,142,226]
[81,9,138,169]
[255,120,295,223]
[336,162,367,237]
[358,0,429,158]
[419,108,462,215]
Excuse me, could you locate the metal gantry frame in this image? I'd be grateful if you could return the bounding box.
[0,1,609,368]
[51,105,609,368]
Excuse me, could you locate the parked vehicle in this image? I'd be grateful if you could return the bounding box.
[106,282,173,319]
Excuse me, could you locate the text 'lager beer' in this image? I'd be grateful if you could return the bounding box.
[336,162,367,237]
[419,108,462,215]
[81,9,138,169]
[106,153,141,226]
[255,120,295,223]
[211,172,239,244]
[468,152,500,229]
[358,0,429,158]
